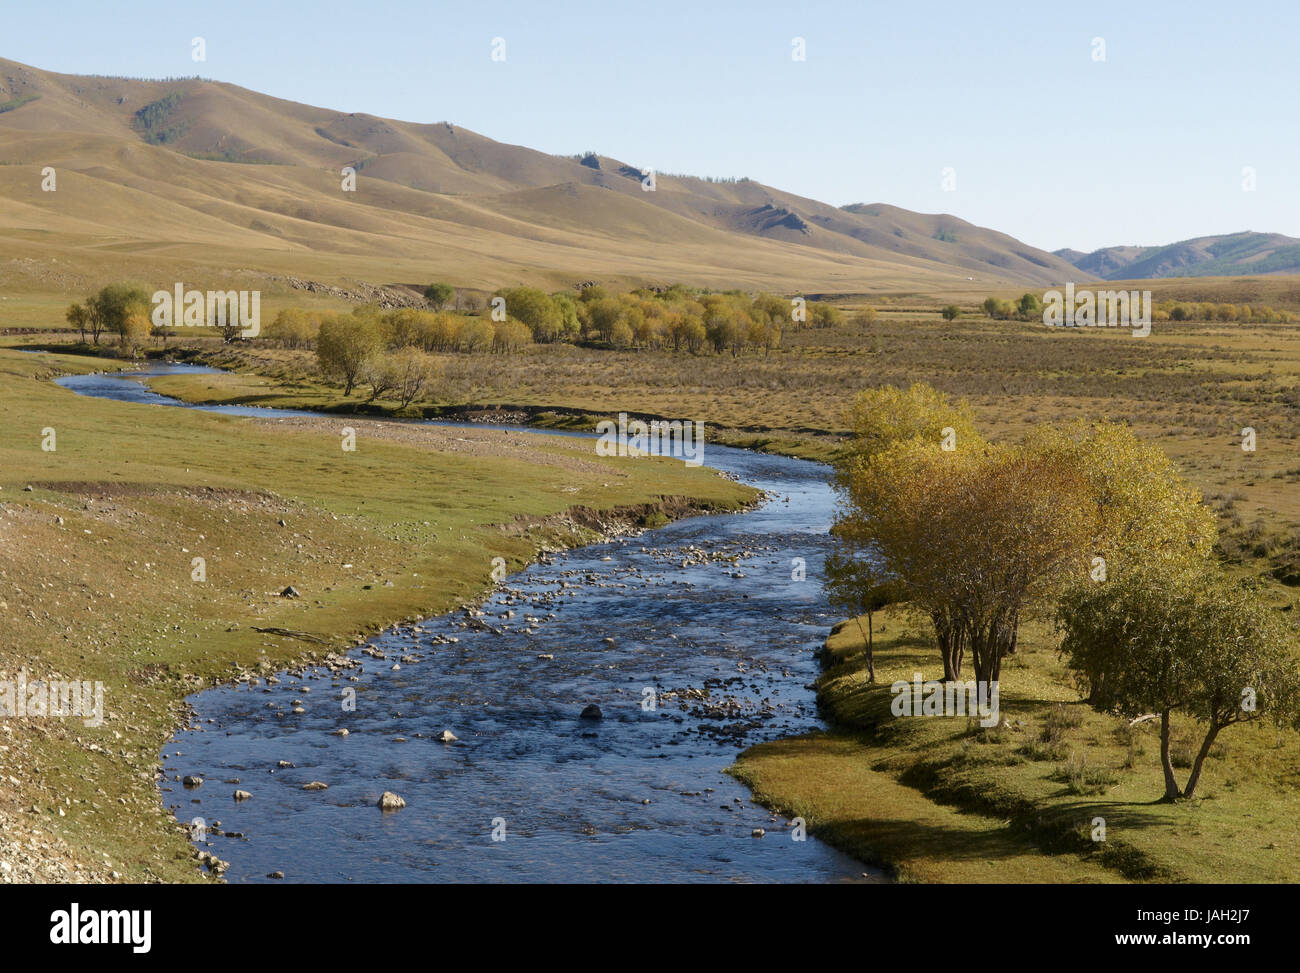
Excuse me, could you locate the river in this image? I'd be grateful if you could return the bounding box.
[57,362,881,883]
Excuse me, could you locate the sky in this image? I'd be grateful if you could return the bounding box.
[5,0,1298,253]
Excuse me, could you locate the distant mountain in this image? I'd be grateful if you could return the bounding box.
[1055,232,1300,280]
[0,57,1079,294]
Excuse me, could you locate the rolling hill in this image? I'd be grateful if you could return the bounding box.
[1055,232,1300,280]
[0,56,1081,300]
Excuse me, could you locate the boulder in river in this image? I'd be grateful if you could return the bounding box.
[233,790,252,801]
[182,775,203,788]
[303,781,328,791]
[580,704,603,720]
[436,730,458,743]
[378,791,406,810]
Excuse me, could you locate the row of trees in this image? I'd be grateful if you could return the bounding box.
[828,383,1299,800]
[982,294,1044,320]
[269,285,855,358]
[981,293,1297,324]
[313,310,462,400]
[65,284,154,355]
[273,307,529,357]
[1161,300,1295,323]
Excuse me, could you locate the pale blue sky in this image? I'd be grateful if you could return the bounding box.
[6,0,1296,252]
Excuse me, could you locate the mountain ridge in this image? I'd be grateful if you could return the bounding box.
[0,56,1082,293]
[1055,231,1300,280]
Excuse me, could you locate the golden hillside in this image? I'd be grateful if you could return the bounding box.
[0,57,1079,298]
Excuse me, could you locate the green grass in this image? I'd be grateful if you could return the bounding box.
[731,606,1300,883]
[0,347,754,881]
[0,93,39,114]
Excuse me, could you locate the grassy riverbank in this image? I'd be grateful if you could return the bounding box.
[0,348,755,882]
[731,604,1300,883]
[127,347,847,464]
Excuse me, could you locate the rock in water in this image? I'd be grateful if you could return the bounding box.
[378,791,406,810]
[182,775,203,788]
[435,730,457,743]
[233,790,252,801]
[580,704,603,720]
[302,781,328,791]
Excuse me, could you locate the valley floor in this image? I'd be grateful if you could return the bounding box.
[6,314,1298,884]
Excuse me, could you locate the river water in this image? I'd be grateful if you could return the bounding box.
[58,363,880,883]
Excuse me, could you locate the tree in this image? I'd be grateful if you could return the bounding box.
[65,303,88,343]
[85,298,108,345]
[88,283,151,345]
[824,548,902,683]
[387,348,440,408]
[810,302,843,328]
[982,296,1015,319]
[458,317,494,352]
[836,440,977,681]
[316,316,382,395]
[267,308,324,349]
[837,381,979,476]
[119,301,152,358]
[833,384,985,680]
[941,304,961,321]
[702,297,741,354]
[943,444,1094,685]
[361,355,396,401]
[1017,293,1043,319]
[610,319,634,349]
[1023,419,1217,690]
[424,283,455,310]
[834,390,1111,688]
[1058,565,1300,801]
[1022,420,1215,573]
[583,297,624,343]
[549,292,581,341]
[491,318,532,353]
[496,287,561,342]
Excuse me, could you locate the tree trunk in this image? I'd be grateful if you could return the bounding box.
[1005,614,1020,656]
[853,615,875,683]
[934,615,960,681]
[1159,710,1181,801]
[970,623,996,688]
[867,613,875,683]
[1182,720,1221,800]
